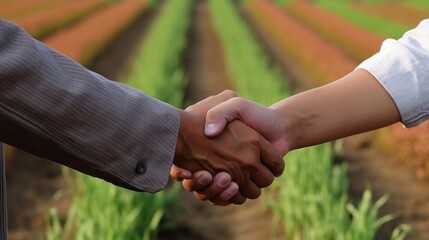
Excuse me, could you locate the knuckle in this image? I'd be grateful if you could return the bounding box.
[185,104,196,112]
[233,198,246,205]
[248,190,261,200]
[241,130,262,148]
[221,89,238,98]
[207,107,222,118]
[252,171,274,188]
[229,96,244,107]
[264,175,275,187]
[275,161,286,177]
[231,194,246,205]
[227,161,243,181]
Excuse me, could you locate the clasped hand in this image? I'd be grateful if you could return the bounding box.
[171,90,285,205]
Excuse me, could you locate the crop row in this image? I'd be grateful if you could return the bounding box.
[314,0,409,39]
[284,0,383,62]
[45,0,148,66]
[244,0,356,85]
[350,1,429,27]
[0,0,60,20]
[46,0,192,239]
[6,0,108,40]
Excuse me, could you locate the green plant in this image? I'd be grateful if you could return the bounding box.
[314,0,409,38]
[209,0,289,105]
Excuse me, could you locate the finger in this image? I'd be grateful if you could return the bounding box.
[182,171,213,192]
[214,89,238,102]
[186,90,237,113]
[192,172,232,201]
[204,98,245,137]
[250,164,275,188]
[205,97,272,137]
[209,182,246,206]
[208,181,238,205]
[170,165,192,181]
[229,190,247,205]
[260,136,285,177]
[239,180,261,199]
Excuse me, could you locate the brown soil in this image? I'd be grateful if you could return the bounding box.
[44,0,148,66]
[244,0,356,85]
[286,1,384,61]
[383,122,429,181]
[0,0,57,20]
[351,2,429,28]
[89,3,161,81]
[14,0,107,39]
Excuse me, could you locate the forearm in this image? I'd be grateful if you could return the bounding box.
[273,20,429,151]
[0,19,180,192]
[272,69,401,150]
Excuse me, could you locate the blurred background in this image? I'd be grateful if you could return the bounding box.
[2,0,429,239]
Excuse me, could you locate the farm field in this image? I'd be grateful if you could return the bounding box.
[2,0,429,240]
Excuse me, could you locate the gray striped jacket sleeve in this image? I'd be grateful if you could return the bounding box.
[0,19,180,193]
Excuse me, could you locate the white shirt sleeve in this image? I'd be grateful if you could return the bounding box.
[356,19,429,128]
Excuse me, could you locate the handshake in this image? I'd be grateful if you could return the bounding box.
[170,69,401,206]
[171,90,289,206]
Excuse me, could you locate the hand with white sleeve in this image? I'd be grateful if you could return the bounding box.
[181,69,401,205]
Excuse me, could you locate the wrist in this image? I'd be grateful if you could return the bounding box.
[270,96,314,152]
[174,110,189,166]
[270,105,298,153]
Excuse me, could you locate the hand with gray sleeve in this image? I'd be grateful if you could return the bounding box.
[0,19,283,203]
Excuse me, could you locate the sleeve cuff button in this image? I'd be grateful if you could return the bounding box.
[135,162,146,174]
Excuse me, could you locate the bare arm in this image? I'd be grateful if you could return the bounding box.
[273,69,400,153]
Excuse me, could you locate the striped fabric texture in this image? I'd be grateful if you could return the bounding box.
[0,18,180,193]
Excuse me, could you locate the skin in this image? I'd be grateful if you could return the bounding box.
[172,90,284,203]
[175,69,401,205]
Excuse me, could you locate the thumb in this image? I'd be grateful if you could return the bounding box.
[204,98,246,137]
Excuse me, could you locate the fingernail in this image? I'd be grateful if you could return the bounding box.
[198,175,211,185]
[178,171,190,179]
[217,175,229,187]
[227,183,238,195]
[205,123,217,135]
